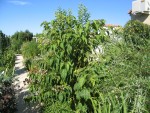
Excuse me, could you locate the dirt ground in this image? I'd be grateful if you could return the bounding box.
[13,54,40,113]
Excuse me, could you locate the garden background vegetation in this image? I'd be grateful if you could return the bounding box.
[0,5,150,113]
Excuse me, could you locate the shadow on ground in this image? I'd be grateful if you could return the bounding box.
[14,54,41,113]
[15,67,27,75]
[15,91,41,113]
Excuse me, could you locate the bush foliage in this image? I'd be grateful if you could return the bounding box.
[20,8,150,113]
[21,41,39,59]
[0,31,16,112]
[11,30,33,53]
[124,20,150,46]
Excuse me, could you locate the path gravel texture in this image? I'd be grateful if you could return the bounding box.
[13,54,40,113]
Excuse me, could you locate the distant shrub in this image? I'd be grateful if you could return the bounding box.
[11,30,33,53]
[21,41,39,59]
[123,20,150,46]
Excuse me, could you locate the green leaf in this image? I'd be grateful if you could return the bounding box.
[76,89,91,101]
[65,62,70,72]
[60,42,64,49]
[81,35,87,44]
[58,93,64,102]
[67,44,72,54]
[80,89,91,100]
[61,69,67,80]
[78,76,86,89]
[90,98,98,113]
[49,59,53,66]
[60,51,64,58]
[55,58,60,71]
[60,62,64,70]
[74,76,86,90]
[76,91,81,100]
[88,74,97,87]
[52,44,57,50]
[85,21,90,32]
[79,28,83,36]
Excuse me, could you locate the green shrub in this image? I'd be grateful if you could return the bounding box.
[10,30,33,53]
[123,20,150,46]
[28,8,107,113]
[21,41,39,59]
[0,48,15,72]
[26,8,150,113]
[0,46,16,112]
[24,58,31,70]
[100,41,150,112]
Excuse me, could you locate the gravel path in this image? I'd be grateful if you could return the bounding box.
[13,54,40,113]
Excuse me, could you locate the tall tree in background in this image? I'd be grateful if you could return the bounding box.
[11,30,33,53]
[0,30,10,54]
[78,4,90,26]
[11,30,33,41]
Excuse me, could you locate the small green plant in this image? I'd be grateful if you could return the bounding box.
[21,41,39,59]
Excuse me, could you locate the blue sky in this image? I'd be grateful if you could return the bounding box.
[0,0,132,35]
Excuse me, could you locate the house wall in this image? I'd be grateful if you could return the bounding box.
[131,13,150,25]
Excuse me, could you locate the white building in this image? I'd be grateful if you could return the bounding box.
[129,0,150,25]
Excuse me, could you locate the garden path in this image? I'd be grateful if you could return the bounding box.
[13,54,40,113]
